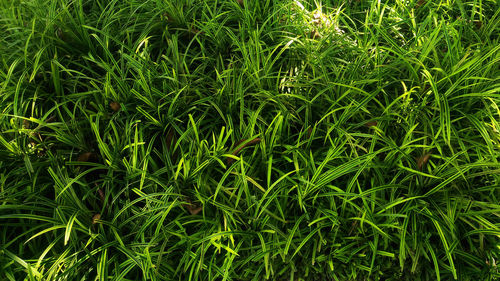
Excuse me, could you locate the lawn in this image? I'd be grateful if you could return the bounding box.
[1,0,499,280]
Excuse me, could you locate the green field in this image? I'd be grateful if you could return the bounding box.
[1,0,499,280]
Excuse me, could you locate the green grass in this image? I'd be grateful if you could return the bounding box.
[1,0,499,280]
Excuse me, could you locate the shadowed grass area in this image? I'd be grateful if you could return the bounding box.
[1,0,499,280]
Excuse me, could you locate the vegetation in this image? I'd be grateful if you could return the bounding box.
[1,0,499,280]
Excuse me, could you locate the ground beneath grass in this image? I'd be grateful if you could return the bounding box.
[1,0,499,280]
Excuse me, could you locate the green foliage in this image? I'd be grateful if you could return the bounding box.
[1,0,499,280]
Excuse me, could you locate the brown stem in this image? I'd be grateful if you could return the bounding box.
[226,137,261,165]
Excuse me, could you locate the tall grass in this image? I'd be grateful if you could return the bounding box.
[1,0,499,280]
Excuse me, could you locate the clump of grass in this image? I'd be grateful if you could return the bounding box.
[1,0,499,280]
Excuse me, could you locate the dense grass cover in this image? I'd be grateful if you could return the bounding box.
[1,0,499,280]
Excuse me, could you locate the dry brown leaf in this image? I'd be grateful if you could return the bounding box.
[226,137,261,165]
[92,214,101,224]
[183,199,202,215]
[56,28,64,40]
[98,188,105,202]
[163,13,176,23]
[309,30,321,39]
[23,119,31,129]
[109,101,121,112]
[365,121,378,128]
[187,205,202,215]
[417,153,431,170]
[473,20,483,29]
[78,152,94,162]
[416,0,426,8]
